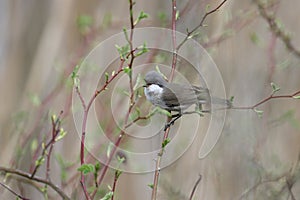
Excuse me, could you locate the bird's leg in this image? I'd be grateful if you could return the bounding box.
[164,112,182,131]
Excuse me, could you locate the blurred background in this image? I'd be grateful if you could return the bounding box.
[0,0,300,199]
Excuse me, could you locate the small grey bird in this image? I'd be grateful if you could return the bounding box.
[144,71,231,114]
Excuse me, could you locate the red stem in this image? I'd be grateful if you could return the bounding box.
[232,90,300,110]
[170,0,177,82]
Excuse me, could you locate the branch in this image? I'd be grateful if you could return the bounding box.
[151,118,172,200]
[0,166,70,200]
[232,89,300,110]
[177,0,228,50]
[254,0,300,58]
[189,175,202,200]
[170,0,177,81]
[0,181,30,200]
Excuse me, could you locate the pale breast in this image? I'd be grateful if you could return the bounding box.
[144,84,166,108]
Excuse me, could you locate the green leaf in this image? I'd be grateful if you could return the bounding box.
[134,11,149,25]
[95,162,101,172]
[100,191,113,200]
[175,10,180,20]
[271,82,280,93]
[71,65,80,88]
[293,95,300,99]
[162,138,171,148]
[55,128,67,142]
[105,72,109,83]
[229,96,235,103]
[254,108,264,118]
[148,183,154,189]
[123,66,132,76]
[117,155,125,164]
[115,44,130,59]
[115,170,122,179]
[136,42,148,57]
[77,164,95,175]
[107,143,114,158]
[35,156,45,167]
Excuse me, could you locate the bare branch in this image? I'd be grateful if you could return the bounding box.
[254,0,300,57]
[0,166,70,200]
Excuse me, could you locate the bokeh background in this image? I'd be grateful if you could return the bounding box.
[1,0,300,199]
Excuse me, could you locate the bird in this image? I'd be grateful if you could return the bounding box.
[143,71,231,128]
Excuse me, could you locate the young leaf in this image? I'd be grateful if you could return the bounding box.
[95,162,101,172]
[134,11,149,25]
[148,183,154,189]
[71,65,80,88]
[293,95,300,99]
[271,82,280,93]
[100,191,113,200]
[55,128,67,142]
[115,170,122,179]
[135,42,148,57]
[254,108,264,118]
[77,164,95,175]
[107,143,114,158]
[123,66,132,76]
[35,156,45,167]
[175,10,180,20]
[115,44,130,60]
[162,138,171,148]
[105,72,109,83]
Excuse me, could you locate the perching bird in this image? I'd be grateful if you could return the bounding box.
[143,70,231,117]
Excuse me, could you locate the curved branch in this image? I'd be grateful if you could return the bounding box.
[0,166,70,200]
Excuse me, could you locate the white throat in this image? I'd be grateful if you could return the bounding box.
[144,84,164,106]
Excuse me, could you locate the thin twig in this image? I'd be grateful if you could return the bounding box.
[0,166,70,200]
[177,0,228,50]
[189,175,202,200]
[90,1,139,198]
[31,111,64,178]
[232,90,300,110]
[254,0,300,58]
[111,170,122,200]
[0,181,30,200]
[151,118,171,200]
